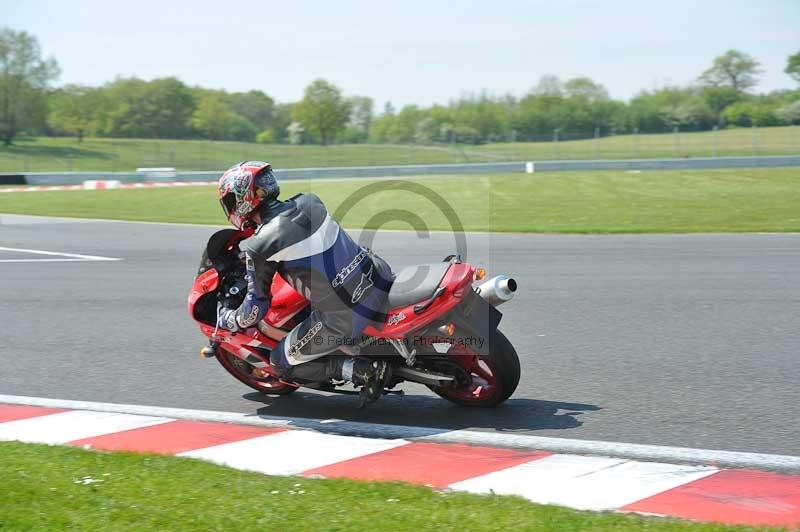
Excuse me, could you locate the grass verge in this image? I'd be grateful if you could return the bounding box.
[476,125,800,161]
[0,441,758,531]
[0,127,797,172]
[0,168,798,233]
[0,137,474,173]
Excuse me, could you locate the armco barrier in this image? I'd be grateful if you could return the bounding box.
[7,155,800,186]
[0,174,26,185]
[528,155,800,172]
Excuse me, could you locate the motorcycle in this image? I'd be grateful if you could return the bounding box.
[188,228,521,407]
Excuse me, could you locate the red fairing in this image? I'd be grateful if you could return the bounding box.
[364,263,475,338]
[187,268,219,315]
[189,272,306,340]
[187,227,308,376]
[267,275,308,327]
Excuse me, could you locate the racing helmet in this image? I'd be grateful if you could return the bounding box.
[218,161,280,229]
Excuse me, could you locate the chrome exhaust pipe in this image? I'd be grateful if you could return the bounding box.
[476,275,517,306]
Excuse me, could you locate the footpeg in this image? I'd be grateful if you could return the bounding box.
[388,338,416,366]
[199,344,216,358]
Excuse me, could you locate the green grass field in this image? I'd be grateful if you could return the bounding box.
[0,126,797,172]
[0,442,756,531]
[475,125,800,161]
[0,137,477,173]
[0,168,798,233]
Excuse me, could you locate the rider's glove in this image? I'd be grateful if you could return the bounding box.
[217,306,240,332]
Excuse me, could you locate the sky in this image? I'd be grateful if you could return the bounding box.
[3,0,799,107]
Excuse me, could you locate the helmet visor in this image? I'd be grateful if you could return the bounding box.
[220,192,237,219]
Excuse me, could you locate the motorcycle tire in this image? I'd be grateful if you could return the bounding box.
[429,330,520,407]
[215,347,298,396]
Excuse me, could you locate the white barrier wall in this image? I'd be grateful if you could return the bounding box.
[9,155,800,185]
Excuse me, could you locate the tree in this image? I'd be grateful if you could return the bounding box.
[417,104,453,143]
[637,87,713,130]
[387,105,420,143]
[722,100,781,127]
[700,86,743,124]
[191,94,255,140]
[256,129,275,143]
[533,74,563,97]
[785,51,800,84]
[512,90,565,139]
[776,100,800,124]
[191,94,232,139]
[450,94,508,143]
[269,103,293,143]
[291,79,351,144]
[144,78,195,138]
[95,77,194,138]
[561,78,616,133]
[228,90,276,132]
[0,28,59,145]
[563,78,609,102]
[48,85,98,141]
[286,121,304,145]
[368,114,393,143]
[661,95,714,130]
[699,50,762,92]
[347,96,373,142]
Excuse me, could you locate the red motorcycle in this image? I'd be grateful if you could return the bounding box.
[188,228,520,407]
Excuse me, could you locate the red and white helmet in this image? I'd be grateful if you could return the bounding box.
[218,161,280,229]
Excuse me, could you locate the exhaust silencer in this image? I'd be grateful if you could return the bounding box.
[476,275,517,306]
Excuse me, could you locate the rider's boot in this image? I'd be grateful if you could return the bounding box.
[330,356,392,407]
[281,356,390,406]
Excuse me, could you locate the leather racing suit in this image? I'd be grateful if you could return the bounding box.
[218,192,394,382]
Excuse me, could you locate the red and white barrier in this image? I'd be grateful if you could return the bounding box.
[0,181,216,193]
[82,180,122,190]
[1,401,798,527]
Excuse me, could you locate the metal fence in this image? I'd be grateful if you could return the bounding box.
[14,156,800,186]
[1,125,798,173]
[495,125,800,161]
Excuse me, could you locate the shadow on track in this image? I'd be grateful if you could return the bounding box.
[242,390,600,433]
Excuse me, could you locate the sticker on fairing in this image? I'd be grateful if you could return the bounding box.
[388,311,406,326]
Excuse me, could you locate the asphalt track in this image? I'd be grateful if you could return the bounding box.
[1,213,798,456]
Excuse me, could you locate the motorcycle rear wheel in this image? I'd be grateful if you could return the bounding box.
[216,348,298,396]
[428,330,520,407]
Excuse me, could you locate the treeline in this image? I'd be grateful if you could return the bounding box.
[47,79,293,143]
[2,27,800,147]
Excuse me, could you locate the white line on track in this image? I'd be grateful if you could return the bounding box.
[0,246,122,263]
[0,213,227,229]
[1,394,798,472]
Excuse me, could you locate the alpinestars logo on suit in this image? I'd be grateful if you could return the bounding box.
[351,264,374,303]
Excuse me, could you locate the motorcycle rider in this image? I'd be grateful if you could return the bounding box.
[215,161,394,404]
